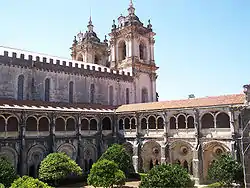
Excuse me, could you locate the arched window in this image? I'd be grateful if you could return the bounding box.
[81,119,89,130]
[26,117,37,131]
[109,85,114,105]
[94,55,99,64]
[0,116,5,132]
[69,81,74,103]
[7,117,18,132]
[119,119,123,130]
[44,78,50,102]
[90,119,97,130]
[141,88,148,103]
[139,43,144,60]
[66,118,75,131]
[38,117,49,131]
[216,112,230,128]
[90,84,95,103]
[148,116,156,129]
[102,117,112,130]
[141,118,147,130]
[157,117,164,129]
[17,75,24,100]
[119,41,126,60]
[55,118,65,131]
[131,118,136,129]
[187,116,195,128]
[124,118,130,129]
[201,113,214,128]
[126,88,130,104]
[178,115,186,129]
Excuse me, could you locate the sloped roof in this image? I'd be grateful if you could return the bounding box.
[0,99,116,112]
[116,94,245,113]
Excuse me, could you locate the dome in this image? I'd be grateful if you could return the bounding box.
[82,31,100,43]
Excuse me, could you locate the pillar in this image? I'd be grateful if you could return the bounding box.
[76,116,82,166]
[132,140,140,173]
[161,145,166,164]
[19,112,26,176]
[49,113,56,153]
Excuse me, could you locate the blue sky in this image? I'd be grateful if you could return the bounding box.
[1,0,250,101]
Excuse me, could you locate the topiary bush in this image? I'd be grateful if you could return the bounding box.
[99,144,134,176]
[139,164,194,188]
[0,157,17,187]
[208,153,243,186]
[10,176,53,188]
[39,152,82,185]
[87,159,126,188]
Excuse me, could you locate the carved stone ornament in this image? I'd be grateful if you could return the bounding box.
[180,146,188,156]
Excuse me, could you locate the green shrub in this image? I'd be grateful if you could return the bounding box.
[139,164,194,188]
[39,152,82,184]
[0,157,17,187]
[208,153,243,186]
[10,176,52,188]
[0,183,5,188]
[99,144,134,176]
[87,159,126,188]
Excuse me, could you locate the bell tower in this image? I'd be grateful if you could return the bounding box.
[109,0,158,103]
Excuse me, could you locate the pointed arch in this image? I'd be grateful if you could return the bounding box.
[131,118,136,129]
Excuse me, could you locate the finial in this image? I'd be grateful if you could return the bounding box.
[104,35,108,43]
[129,0,133,7]
[73,36,77,44]
[147,19,152,29]
[112,19,116,29]
[128,0,135,15]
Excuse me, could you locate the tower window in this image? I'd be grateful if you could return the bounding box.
[139,43,144,60]
[69,81,74,103]
[109,85,114,105]
[17,75,24,100]
[90,84,95,103]
[141,88,148,103]
[44,78,50,102]
[118,41,126,60]
[77,54,83,61]
[126,88,129,104]
[94,55,99,64]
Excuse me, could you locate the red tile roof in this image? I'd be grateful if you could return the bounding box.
[116,94,245,113]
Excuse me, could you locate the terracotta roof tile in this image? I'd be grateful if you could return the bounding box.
[116,94,245,113]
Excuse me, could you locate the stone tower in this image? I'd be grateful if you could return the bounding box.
[109,0,158,103]
[70,17,110,67]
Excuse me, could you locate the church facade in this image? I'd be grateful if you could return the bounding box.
[0,1,249,186]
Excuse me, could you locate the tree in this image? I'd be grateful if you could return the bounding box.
[208,153,243,186]
[139,164,194,188]
[87,159,125,188]
[0,157,17,187]
[99,144,134,176]
[39,152,82,184]
[10,176,52,188]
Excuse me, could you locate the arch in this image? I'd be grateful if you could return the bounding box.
[26,116,37,131]
[119,119,123,130]
[170,116,176,129]
[109,85,114,105]
[7,116,18,132]
[201,113,214,128]
[90,119,97,130]
[141,118,147,130]
[57,143,76,160]
[90,84,95,103]
[141,88,148,103]
[83,144,97,170]
[44,78,50,102]
[38,117,49,131]
[203,141,229,180]
[178,114,186,129]
[17,75,24,100]
[118,40,126,60]
[124,118,130,130]
[0,146,18,169]
[216,112,230,128]
[69,81,74,103]
[0,116,5,132]
[81,118,89,130]
[126,88,130,104]
[131,118,136,129]
[170,140,193,150]
[77,53,83,61]
[148,116,156,129]
[102,117,112,130]
[187,116,195,128]
[139,43,145,60]
[141,140,161,172]
[55,117,65,131]
[66,117,75,131]
[157,117,164,129]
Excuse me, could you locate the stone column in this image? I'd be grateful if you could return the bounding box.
[229,108,237,159]
[132,140,140,173]
[96,115,103,158]
[76,116,82,165]
[192,109,203,184]
[161,145,167,164]
[19,112,26,176]
[49,113,56,153]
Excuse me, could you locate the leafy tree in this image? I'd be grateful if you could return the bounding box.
[208,153,243,186]
[10,176,52,188]
[139,164,194,188]
[99,144,134,176]
[39,152,82,184]
[0,183,4,188]
[87,159,126,188]
[0,157,17,187]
